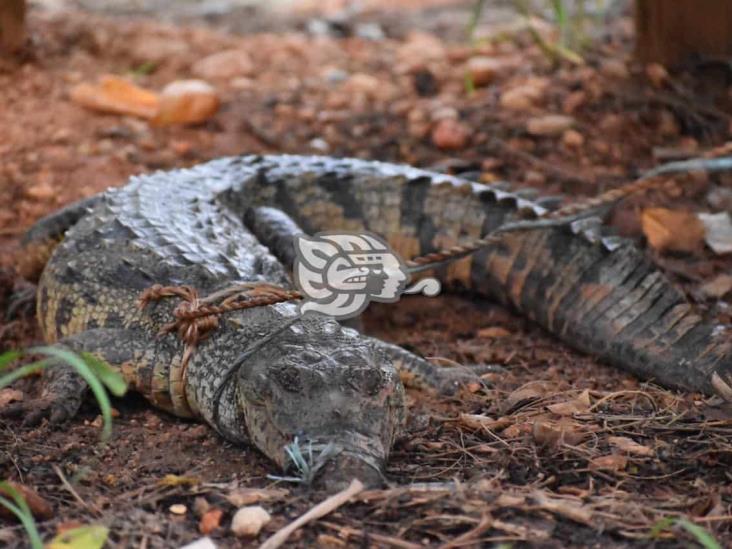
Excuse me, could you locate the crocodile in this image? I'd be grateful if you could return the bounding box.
[9,154,732,488]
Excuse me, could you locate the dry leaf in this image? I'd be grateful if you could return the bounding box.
[459,413,512,432]
[532,418,587,447]
[641,207,705,253]
[701,274,732,298]
[158,474,200,487]
[699,212,732,255]
[477,326,511,339]
[199,508,223,535]
[590,453,628,472]
[0,388,23,408]
[608,436,654,457]
[226,487,289,507]
[506,381,549,408]
[0,482,54,520]
[531,491,592,524]
[70,75,159,119]
[547,389,591,416]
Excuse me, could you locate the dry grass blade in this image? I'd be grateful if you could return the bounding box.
[259,479,364,549]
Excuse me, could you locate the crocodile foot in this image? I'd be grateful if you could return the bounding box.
[0,393,80,427]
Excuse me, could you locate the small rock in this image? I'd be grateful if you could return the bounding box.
[699,212,732,254]
[230,506,271,538]
[465,56,504,86]
[499,83,545,111]
[526,114,575,137]
[193,497,210,518]
[429,106,459,122]
[25,183,55,201]
[355,22,384,40]
[179,537,217,549]
[708,187,732,213]
[322,67,349,84]
[170,504,187,515]
[431,118,470,150]
[646,63,669,88]
[152,80,219,126]
[701,274,732,298]
[524,170,546,186]
[192,49,254,81]
[199,508,223,535]
[562,129,584,148]
[657,110,680,137]
[396,32,446,71]
[309,138,329,152]
[342,73,380,98]
[600,59,630,80]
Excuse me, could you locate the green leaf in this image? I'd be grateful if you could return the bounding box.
[0,360,47,390]
[81,352,127,397]
[675,518,722,549]
[30,346,115,440]
[0,350,22,372]
[47,525,109,549]
[0,482,43,549]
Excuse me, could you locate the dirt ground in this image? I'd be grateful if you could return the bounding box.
[2,0,732,547]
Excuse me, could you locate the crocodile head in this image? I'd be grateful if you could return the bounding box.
[236,316,406,489]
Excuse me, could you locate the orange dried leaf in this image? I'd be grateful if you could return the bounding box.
[199,508,224,535]
[547,389,591,416]
[590,453,628,472]
[70,75,159,119]
[608,436,654,457]
[641,207,705,253]
[477,326,511,339]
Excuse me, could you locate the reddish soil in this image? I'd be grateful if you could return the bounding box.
[2,2,732,547]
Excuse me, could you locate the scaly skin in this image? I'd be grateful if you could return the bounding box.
[16,155,732,487]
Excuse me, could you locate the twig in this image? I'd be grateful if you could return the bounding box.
[320,520,422,549]
[52,464,102,516]
[259,478,364,549]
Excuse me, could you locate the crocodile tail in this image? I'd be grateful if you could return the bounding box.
[228,155,732,395]
[471,219,732,397]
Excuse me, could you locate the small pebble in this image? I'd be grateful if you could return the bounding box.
[431,118,470,150]
[170,504,187,515]
[526,114,575,137]
[230,506,271,537]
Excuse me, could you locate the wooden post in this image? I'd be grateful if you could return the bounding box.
[0,0,26,53]
[636,0,732,66]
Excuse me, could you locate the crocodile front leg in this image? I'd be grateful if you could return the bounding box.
[1,328,143,425]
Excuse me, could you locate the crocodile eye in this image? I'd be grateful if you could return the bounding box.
[240,373,270,404]
[273,365,303,393]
